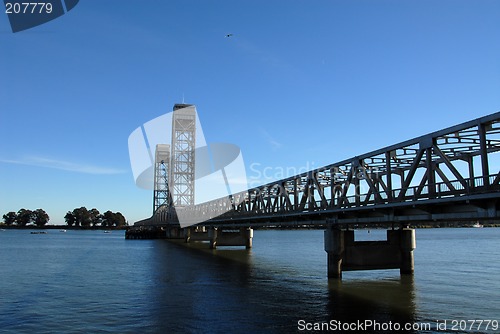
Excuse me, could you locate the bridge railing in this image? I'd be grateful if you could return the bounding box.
[334,174,498,210]
[150,111,500,225]
[169,172,499,225]
[312,174,496,209]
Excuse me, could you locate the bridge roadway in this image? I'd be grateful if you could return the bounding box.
[149,111,500,228]
[131,111,500,278]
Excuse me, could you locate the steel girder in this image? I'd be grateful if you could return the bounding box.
[158,112,500,226]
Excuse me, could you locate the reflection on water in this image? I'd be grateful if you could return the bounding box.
[146,238,418,333]
[328,276,417,332]
[1,228,498,333]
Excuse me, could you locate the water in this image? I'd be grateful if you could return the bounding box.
[0,228,499,333]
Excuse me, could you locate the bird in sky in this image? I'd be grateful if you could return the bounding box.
[225,33,233,38]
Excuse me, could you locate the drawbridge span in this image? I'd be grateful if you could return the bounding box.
[129,110,500,278]
[149,111,500,227]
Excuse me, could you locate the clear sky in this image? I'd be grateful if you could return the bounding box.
[1,0,499,225]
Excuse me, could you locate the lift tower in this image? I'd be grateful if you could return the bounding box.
[170,104,196,208]
[153,144,171,212]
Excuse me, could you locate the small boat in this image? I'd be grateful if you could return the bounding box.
[104,230,111,233]
[472,222,484,228]
[59,229,67,233]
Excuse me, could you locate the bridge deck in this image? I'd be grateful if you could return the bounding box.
[143,111,500,227]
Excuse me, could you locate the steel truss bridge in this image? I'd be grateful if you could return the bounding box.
[147,112,500,228]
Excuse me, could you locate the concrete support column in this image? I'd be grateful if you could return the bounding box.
[208,227,218,249]
[242,227,253,249]
[184,227,191,243]
[324,228,350,279]
[400,228,416,275]
[325,227,416,279]
[388,228,416,275]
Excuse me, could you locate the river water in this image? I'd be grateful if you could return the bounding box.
[0,228,499,333]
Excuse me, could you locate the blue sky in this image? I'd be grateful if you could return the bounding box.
[1,0,499,224]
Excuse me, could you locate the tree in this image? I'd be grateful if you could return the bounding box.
[2,212,17,226]
[89,208,101,227]
[65,208,126,228]
[33,209,49,227]
[16,209,33,226]
[113,212,126,227]
[101,211,127,228]
[101,210,114,227]
[64,211,75,227]
[73,207,91,227]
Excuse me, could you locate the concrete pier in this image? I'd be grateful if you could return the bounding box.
[324,227,416,279]
[183,227,253,249]
[184,226,209,243]
[125,225,189,240]
[125,226,167,239]
[126,225,253,250]
[164,226,185,239]
[209,227,253,249]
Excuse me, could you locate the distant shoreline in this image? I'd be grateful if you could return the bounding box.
[3,223,497,231]
[250,223,500,230]
[0,225,128,231]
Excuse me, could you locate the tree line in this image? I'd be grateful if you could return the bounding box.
[2,209,49,227]
[64,207,126,227]
[2,207,127,228]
